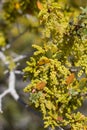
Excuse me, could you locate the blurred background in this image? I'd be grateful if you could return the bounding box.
[0,0,87,130]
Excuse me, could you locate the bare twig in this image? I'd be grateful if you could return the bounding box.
[0,50,26,113]
[0,70,19,113]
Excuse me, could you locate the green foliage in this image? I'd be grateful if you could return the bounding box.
[0,32,6,47]
[6,56,16,70]
[23,1,87,130]
[3,0,40,22]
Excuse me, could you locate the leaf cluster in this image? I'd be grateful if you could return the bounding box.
[23,1,87,130]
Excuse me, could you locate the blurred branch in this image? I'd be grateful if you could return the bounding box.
[14,55,26,62]
[0,70,19,113]
[0,50,27,113]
